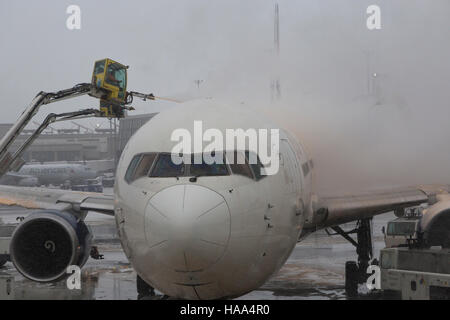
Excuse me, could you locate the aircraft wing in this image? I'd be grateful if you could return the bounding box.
[310,184,450,230]
[0,185,114,216]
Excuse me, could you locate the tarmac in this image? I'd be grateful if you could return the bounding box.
[0,193,395,300]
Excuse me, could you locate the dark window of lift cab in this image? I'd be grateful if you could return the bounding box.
[94,60,105,76]
[105,63,126,90]
[125,153,157,184]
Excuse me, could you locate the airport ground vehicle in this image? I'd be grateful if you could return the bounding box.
[101,175,115,188]
[71,179,103,193]
[379,247,450,299]
[0,224,15,267]
[343,204,450,298]
[376,206,450,299]
[341,205,450,299]
[382,207,423,248]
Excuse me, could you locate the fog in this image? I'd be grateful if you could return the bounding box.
[0,0,449,194]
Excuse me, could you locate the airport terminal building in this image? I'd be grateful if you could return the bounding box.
[117,113,157,156]
[0,113,157,163]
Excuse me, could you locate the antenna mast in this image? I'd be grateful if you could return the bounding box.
[271,3,281,101]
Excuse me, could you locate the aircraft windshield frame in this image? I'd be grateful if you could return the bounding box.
[149,153,185,178]
[148,152,230,178]
[125,151,267,183]
[187,153,229,177]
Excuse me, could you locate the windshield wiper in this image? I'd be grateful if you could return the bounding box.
[189,174,206,182]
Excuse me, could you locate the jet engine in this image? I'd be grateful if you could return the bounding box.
[10,210,92,282]
[420,202,450,248]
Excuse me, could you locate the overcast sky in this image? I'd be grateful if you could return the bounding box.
[1,0,450,193]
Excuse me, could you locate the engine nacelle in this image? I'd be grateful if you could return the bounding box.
[420,200,450,248]
[10,210,92,282]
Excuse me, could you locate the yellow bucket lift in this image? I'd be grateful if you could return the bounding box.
[90,58,129,117]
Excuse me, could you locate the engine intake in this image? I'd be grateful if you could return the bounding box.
[10,210,92,282]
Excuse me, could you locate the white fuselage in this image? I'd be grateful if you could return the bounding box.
[114,100,312,299]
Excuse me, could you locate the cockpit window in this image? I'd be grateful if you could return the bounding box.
[150,153,185,177]
[134,153,157,180]
[126,151,265,181]
[125,153,157,183]
[125,154,142,183]
[188,153,229,177]
[245,151,266,181]
[227,151,254,179]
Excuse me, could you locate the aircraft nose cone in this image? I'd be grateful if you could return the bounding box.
[145,185,230,271]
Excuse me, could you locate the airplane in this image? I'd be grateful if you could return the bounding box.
[0,99,448,299]
[16,162,98,186]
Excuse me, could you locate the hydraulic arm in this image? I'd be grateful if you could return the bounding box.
[0,84,95,176]
[0,57,181,178]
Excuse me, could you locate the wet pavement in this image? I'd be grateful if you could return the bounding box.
[0,202,395,300]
